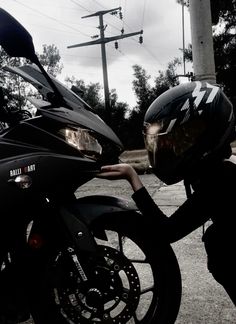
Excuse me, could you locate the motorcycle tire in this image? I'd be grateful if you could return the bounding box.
[29,211,182,324]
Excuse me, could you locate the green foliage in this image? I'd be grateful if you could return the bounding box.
[0,47,30,111]
[132,65,153,109]
[210,0,236,26]
[211,2,236,108]
[127,60,180,149]
[38,44,63,77]
[214,33,236,107]
[0,43,64,114]
[65,76,102,109]
[183,44,192,62]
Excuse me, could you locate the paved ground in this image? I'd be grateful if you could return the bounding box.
[23,174,236,323]
[75,174,236,323]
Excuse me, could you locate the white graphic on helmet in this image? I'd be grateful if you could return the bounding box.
[192,81,219,109]
[180,82,219,125]
[181,99,190,124]
[206,83,220,103]
[180,98,190,111]
[166,118,177,133]
[192,81,206,108]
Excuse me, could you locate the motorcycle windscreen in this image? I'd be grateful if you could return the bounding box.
[4,65,92,112]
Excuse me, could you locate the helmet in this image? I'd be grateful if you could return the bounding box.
[143,81,235,185]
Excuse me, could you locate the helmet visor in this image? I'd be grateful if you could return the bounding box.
[143,119,207,170]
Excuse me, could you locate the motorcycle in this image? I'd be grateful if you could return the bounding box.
[0,8,182,324]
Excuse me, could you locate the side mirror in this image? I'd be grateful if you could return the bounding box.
[0,8,37,62]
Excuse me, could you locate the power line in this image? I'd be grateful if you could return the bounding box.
[141,0,148,29]
[91,0,107,10]
[69,0,93,14]
[13,0,91,37]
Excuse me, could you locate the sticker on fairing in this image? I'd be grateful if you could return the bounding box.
[9,164,36,177]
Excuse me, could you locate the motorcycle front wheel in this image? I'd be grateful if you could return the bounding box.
[30,211,182,324]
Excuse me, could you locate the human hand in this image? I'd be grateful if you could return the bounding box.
[97,163,133,180]
[97,163,143,192]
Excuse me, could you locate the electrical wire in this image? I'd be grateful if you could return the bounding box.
[69,0,93,14]
[12,0,91,37]
[91,0,107,10]
[141,0,147,29]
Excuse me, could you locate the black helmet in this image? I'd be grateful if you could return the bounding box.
[143,81,235,185]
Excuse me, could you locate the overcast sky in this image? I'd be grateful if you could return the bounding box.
[0,0,193,107]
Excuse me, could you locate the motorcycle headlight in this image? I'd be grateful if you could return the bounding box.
[63,127,102,160]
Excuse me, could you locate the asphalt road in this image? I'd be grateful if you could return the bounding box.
[23,174,236,323]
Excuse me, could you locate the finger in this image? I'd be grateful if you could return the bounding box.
[96,171,120,179]
[100,164,121,171]
[100,166,115,172]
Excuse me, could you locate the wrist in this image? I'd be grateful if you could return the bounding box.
[127,167,143,192]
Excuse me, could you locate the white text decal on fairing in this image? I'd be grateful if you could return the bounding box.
[10,164,36,177]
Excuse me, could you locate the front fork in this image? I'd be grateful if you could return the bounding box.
[27,205,99,284]
[66,246,89,283]
[60,207,98,254]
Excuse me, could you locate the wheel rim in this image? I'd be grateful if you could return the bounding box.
[53,230,156,323]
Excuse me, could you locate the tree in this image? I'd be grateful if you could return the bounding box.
[38,44,63,77]
[65,76,102,109]
[0,43,64,116]
[106,90,130,145]
[127,65,153,148]
[0,47,30,111]
[132,65,153,109]
[211,2,236,107]
[210,0,236,26]
[127,61,180,149]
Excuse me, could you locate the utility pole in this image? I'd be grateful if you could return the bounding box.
[182,3,186,75]
[67,7,143,113]
[189,0,216,84]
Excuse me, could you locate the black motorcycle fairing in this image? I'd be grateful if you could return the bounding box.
[23,196,138,258]
[50,195,139,244]
[62,194,138,226]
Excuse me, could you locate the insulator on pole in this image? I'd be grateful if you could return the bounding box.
[139,35,143,44]
[114,41,118,49]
